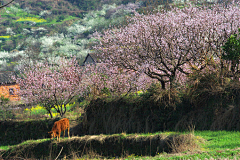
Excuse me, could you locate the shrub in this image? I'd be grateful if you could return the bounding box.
[56,15,65,22]
[0,108,15,120]
[83,83,182,134]
[0,96,15,120]
[222,28,240,80]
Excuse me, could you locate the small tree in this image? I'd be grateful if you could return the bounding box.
[0,95,11,120]
[0,95,9,105]
[16,57,85,118]
[222,28,240,80]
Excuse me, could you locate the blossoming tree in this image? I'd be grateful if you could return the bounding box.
[16,56,153,117]
[16,58,85,118]
[82,63,154,97]
[95,3,240,89]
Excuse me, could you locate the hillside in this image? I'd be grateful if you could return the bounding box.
[0,0,155,71]
[0,0,220,71]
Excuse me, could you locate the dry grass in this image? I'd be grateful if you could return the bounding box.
[166,133,198,154]
[1,133,198,159]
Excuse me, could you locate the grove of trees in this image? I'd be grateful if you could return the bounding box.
[95,2,240,89]
[16,57,153,117]
[13,1,240,117]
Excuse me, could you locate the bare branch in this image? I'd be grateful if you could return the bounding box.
[0,0,15,9]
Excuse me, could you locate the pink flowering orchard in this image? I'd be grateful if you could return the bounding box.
[16,58,85,118]
[82,63,154,97]
[94,3,240,89]
[15,58,153,117]
[15,2,240,117]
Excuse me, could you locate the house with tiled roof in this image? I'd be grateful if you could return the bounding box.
[0,71,20,101]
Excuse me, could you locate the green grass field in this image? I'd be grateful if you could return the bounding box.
[124,131,240,160]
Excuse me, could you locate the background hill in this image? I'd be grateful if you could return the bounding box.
[0,0,155,71]
[0,0,219,71]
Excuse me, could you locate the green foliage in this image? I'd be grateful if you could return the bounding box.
[0,95,9,105]
[222,28,240,80]
[101,87,111,97]
[0,96,15,120]
[56,15,65,22]
[36,2,42,6]
[45,5,52,10]
[222,28,240,62]
[0,108,15,120]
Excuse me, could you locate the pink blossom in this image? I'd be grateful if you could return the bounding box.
[94,2,240,89]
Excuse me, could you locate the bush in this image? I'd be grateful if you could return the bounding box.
[0,96,15,120]
[45,6,52,10]
[83,84,182,134]
[0,108,15,120]
[56,15,65,22]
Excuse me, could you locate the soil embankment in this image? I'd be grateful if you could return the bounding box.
[2,133,197,159]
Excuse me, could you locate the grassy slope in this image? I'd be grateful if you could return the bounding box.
[133,131,240,160]
[1,130,240,159]
[1,132,196,159]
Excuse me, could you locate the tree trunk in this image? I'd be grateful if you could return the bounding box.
[63,105,66,116]
[59,106,65,117]
[160,80,165,90]
[231,60,238,81]
[48,109,53,118]
[220,58,224,86]
[169,75,175,89]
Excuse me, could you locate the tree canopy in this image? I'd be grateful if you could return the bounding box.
[95,3,240,89]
